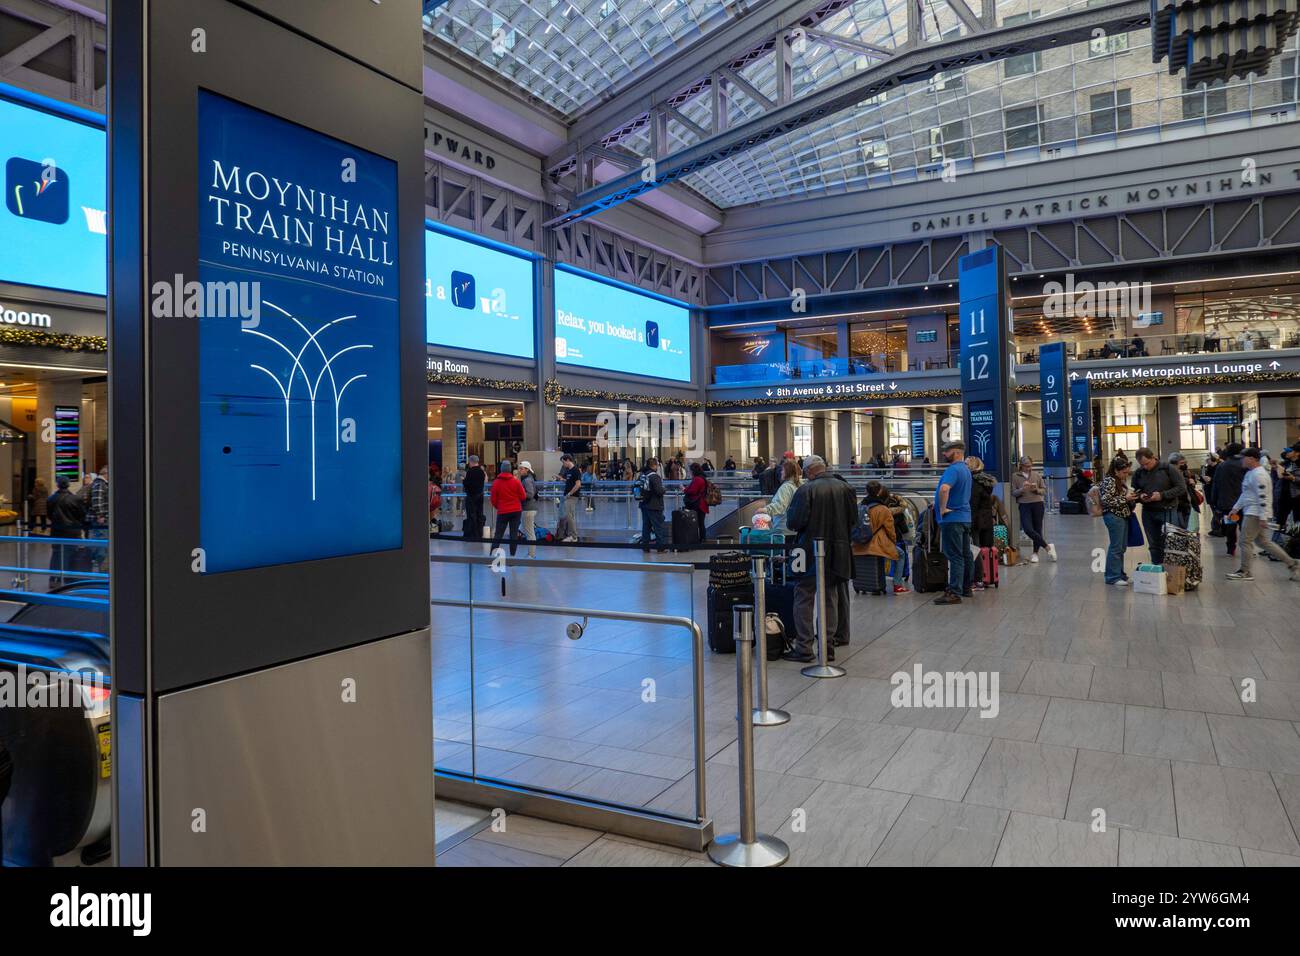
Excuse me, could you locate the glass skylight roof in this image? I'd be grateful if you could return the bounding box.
[427,0,1300,209]
[424,1,745,117]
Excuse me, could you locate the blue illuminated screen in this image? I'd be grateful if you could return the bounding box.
[425,227,535,358]
[197,91,402,572]
[0,94,106,295]
[554,268,691,382]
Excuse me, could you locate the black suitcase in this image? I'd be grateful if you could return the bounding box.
[763,579,797,642]
[1059,499,1085,515]
[671,508,701,550]
[707,585,750,654]
[912,544,948,593]
[853,554,886,594]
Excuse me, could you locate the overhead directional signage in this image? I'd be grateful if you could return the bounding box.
[1191,406,1240,425]
[1070,356,1300,383]
[1070,377,1092,457]
[958,244,1014,481]
[1039,341,1069,468]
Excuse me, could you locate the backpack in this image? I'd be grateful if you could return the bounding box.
[1084,484,1103,517]
[705,480,722,507]
[851,503,874,546]
[633,472,651,501]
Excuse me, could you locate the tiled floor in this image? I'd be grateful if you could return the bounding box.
[430,514,1300,866]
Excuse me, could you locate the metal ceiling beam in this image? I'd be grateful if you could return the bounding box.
[545,0,1153,228]
[551,0,850,168]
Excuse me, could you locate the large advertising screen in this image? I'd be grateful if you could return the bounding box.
[425,226,535,358]
[197,90,402,572]
[0,93,107,295]
[554,267,691,382]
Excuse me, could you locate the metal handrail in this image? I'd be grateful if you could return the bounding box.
[429,553,707,825]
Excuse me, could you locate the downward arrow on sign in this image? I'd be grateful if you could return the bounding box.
[889,382,897,391]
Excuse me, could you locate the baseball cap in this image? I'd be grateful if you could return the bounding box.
[941,440,965,452]
[518,460,533,472]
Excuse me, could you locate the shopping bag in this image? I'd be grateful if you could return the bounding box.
[1126,513,1145,549]
[1165,564,1186,594]
[1132,567,1167,595]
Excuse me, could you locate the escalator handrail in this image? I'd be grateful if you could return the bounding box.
[0,588,108,610]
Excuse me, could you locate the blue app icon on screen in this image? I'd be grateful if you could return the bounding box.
[450,270,475,309]
[5,157,70,224]
[645,320,659,349]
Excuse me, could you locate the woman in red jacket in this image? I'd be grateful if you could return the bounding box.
[683,461,710,537]
[489,460,528,556]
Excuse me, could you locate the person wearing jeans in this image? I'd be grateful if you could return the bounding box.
[932,440,973,604]
[1099,457,1137,586]
[637,458,669,552]
[1228,447,1300,582]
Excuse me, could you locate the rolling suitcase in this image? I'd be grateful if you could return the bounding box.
[1162,525,1202,590]
[671,508,701,551]
[853,554,886,594]
[911,506,948,593]
[707,585,750,654]
[974,546,999,588]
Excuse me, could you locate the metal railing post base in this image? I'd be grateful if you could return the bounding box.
[800,663,846,679]
[753,707,791,727]
[707,832,789,868]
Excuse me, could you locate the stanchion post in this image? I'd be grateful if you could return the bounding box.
[800,538,846,679]
[750,556,789,726]
[707,605,790,868]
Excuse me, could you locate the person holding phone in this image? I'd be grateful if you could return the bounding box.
[1011,456,1056,564]
[1131,447,1187,565]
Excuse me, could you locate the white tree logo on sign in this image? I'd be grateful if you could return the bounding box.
[973,428,991,460]
[243,300,372,500]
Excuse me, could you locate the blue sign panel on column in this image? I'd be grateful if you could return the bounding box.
[1039,342,1069,468]
[1070,376,1092,457]
[910,419,925,461]
[958,245,1013,480]
[197,90,402,572]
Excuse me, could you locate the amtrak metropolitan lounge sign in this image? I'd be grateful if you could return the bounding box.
[197,91,402,573]
[1073,354,1300,384]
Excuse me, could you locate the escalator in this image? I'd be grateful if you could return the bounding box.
[0,580,110,866]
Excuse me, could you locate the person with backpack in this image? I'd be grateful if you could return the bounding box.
[1210,442,1246,558]
[1131,447,1188,565]
[683,461,710,537]
[852,481,897,596]
[518,461,540,558]
[488,460,527,557]
[636,457,668,553]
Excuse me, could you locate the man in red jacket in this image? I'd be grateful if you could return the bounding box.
[489,460,528,557]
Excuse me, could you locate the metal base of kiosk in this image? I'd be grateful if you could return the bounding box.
[152,628,432,866]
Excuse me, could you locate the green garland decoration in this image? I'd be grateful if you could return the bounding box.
[544,378,703,409]
[709,387,961,410]
[425,371,535,392]
[0,329,107,353]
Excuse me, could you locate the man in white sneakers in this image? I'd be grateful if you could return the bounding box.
[1227,447,1300,582]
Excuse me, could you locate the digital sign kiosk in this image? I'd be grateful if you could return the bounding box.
[110,0,430,865]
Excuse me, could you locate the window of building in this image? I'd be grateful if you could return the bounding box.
[858,137,890,175]
[1003,13,1041,76]
[792,423,813,458]
[1089,88,1132,134]
[1182,83,1229,119]
[1282,54,1298,103]
[1006,104,1042,149]
[929,120,968,160]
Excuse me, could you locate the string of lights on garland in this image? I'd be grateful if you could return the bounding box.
[1014,372,1299,394]
[0,329,107,353]
[544,378,703,409]
[425,371,534,392]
